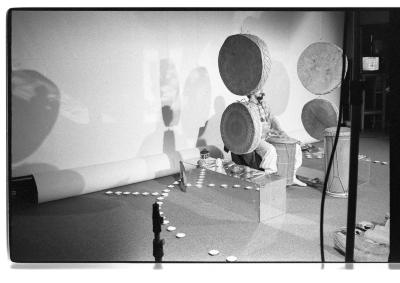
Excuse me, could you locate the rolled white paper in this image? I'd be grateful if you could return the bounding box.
[34,148,200,203]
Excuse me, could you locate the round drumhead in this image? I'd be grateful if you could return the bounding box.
[218,34,271,96]
[301,98,339,141]
[220,102,261,154]
[297,42,347,95]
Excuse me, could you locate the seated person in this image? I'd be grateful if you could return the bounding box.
[247,91,306,186]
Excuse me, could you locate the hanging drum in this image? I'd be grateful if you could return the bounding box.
[301,98,339,141]
[220,102,262,154]
[218,34,272,96]
[297,42,347,95]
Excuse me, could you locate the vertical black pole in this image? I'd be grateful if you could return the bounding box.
[345,80,362,262]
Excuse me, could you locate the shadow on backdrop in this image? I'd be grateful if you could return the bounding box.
[181,66,212,148]
[160,59,180,127]
[263,60,290,116]
[196,96,226,159]
[11,69,60,164]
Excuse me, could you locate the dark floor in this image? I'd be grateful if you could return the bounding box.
[9,131,389,262]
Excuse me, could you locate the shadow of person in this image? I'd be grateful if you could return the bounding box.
[196,96,226,159]
[11,69,61,163]
[263,60,290,116]
[181,67,212,148]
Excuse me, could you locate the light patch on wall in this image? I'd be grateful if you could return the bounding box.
[101,113,116,124]
[142,49,161,124]
[59,92,90,124]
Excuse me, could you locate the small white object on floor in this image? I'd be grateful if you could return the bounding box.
[167,185,175,188]
[173,181,180,185]
[163,220,169,225]
[195,184,202,188]
[208,250,220,256]
[256,187,260,191]
[373,160,380,163]
[233,184,240,188]
[208,183,215,187]
[115,191,122,195]
[123,192,131,195]
[163,189,170,193]
[245,186,253,190]
[132,192,140,196]
[161,193,169,197]
[157,197,164,201]
[220,184,228,188]
[226,256,237,262]
[142,192,149,196]
[186,183,192,187]
[159,211,164,215]
[151,192,159,196]
[167,226,176,232]
[156,201,163,205]
[105,191,113,195]
[176,233,186,238]
[381,161,388,165]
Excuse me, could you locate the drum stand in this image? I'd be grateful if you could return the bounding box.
[345,80,363,262]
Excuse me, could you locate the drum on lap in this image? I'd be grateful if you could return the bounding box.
[220,101,262,155]
[266,136,298,185]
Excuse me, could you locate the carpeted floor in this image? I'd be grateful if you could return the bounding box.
[10,132,389,262]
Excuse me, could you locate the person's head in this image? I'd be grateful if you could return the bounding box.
[247,91,265,103]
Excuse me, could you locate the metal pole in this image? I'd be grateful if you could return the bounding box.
[345,80,362,262]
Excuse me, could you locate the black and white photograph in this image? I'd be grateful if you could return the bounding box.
[5,5,399,270]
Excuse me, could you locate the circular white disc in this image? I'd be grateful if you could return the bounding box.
[176,233,186,238]
[167,185,175,188]
[115,191,122,195]
[142,192,149,196]
[132,192,140,195]
[208,249,220,256]
[105,191,113,195]
[195,184,202,188]
[186,183,192,187]
[208,183,215,187]
[226,256,238,262]
[163,220,169,225]
[163,189,171,193]
[151,192,159,196]
[156,201,163,205]
[157,197,164,201]
[233,184,241,188]
[220,184,228,188]
[173,181,180,185]
[256,188,260,191]
[161,193,169,197]
[245,186,253,190]
[159,211,164,215]
[167,226,176,232]
[123,192,131,195]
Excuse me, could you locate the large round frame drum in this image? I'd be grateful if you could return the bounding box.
[301,98,339,141]
[220,102,262,155]
[218,34,272,96]
[297,42,347,95]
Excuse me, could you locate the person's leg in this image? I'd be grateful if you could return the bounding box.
[255,140,277,174]
[292,143,306,186]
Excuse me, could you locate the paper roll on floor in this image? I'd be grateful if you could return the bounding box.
[33,148,200,203]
